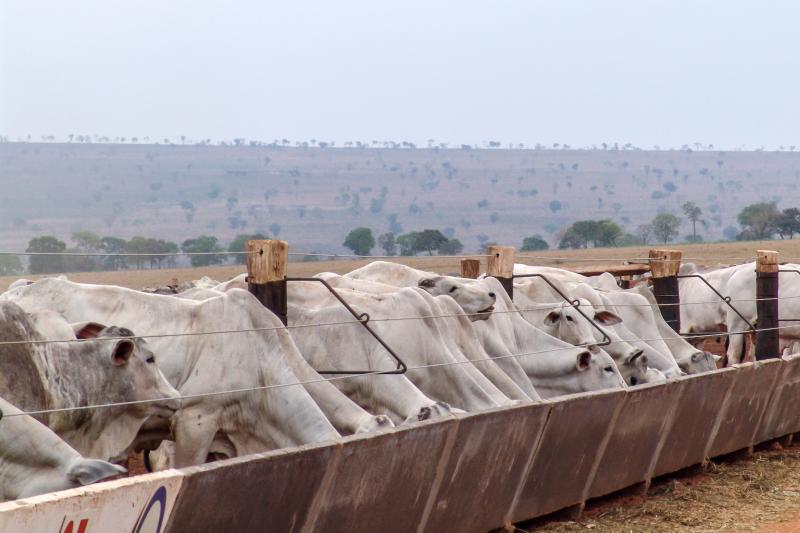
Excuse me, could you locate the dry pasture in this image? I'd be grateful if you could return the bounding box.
[1,238,797,292]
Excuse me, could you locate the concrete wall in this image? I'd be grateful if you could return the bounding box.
[5,359,800,533]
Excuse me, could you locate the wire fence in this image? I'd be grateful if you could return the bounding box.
[4,246,800,419]
[5,291,800,348]
[0,250,491,259]
[0,249,787,263]
[5,320,798,419]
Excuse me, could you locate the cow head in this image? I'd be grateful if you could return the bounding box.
[542,301,622,347]
[574,348,627,392]
[618,348,665,386]
[73,322,181,420]
[677,350,721,374]
[417,276,496,320]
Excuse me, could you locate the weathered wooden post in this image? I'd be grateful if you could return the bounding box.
[649,249,682,333]
[755,250,780,360]
[460,258,480,279]
[487,245,515,299]
[246,239,288,325]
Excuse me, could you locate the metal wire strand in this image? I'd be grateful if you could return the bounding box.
[2,291,800,347]
[0,250,490,259]
[4,321,796,419]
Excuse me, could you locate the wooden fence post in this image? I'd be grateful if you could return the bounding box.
[246,239,288,325]
[755,250,780,360]
[460,259,480,279]
[649,249,682,333]
[487,245,515,299]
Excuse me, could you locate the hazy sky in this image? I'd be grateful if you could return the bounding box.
[2,1,799,149]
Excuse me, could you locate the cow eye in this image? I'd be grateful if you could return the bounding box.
[566,316,574,322]
[146,356,155,364]
[603,365,614,373]
[449,286,457,293]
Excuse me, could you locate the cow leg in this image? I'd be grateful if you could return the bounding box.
[726,333,745,365]
[469,358,533,401]
[171,407,219,468]
[350,374,457,425]
[725,313,752,366]
[301,380,393,434]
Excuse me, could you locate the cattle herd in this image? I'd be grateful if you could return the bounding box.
[0,258,795,502]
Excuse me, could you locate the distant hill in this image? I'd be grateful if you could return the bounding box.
[1,142,798,254]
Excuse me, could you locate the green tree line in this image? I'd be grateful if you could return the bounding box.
[16,231,274,275]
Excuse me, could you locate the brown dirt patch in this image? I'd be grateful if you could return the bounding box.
[528,442,800,532]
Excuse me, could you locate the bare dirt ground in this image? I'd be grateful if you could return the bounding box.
[528,442,800,533]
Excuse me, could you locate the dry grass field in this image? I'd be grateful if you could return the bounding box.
[1,238,797,292]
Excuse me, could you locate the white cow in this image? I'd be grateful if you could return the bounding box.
[471,277,626,397]
[0,301,180,463]
[722,263,800,364]
[196,273,542,401]
[3,279,390,467]
[511,273,679,382]
[337,264,626,397]
[621,283,719,373]
[289,277,522,420]
[183,273,530,416]
[584,272,718,373]
[0,396,126,501]
[346,261,497,317]
[678,263,753,344]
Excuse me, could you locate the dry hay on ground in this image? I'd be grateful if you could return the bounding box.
[531,443,800,532]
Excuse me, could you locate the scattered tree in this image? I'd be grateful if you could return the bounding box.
[413,229,448,255]
[181,236,224,267]
[27,236,66,274]
[557,220,622,248]
[0,255,23,275]
[377,232,397,256]
[636,224,653,245]
[737,202,779,240]
[228,233,268,264]
[438,238,464,255]
[520,235,550,251]
[101,236,128,270]
[343,227,375,256]
[652,213,681,244]
[777,208,800,240]
[681,202,703,242]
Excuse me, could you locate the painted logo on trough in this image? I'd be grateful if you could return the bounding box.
[59,517,88,533]
[131,486,168,533]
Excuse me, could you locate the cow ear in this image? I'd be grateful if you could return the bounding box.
[72,322,106,339]
[628,350,648,367]
[576,351,592,371]
[111,340,135,366]
[593,310,622,325]
[543,311,561,326]
[418,278,437,289]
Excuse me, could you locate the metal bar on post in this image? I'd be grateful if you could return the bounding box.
[487,245,515,299]
[460,258,480,279]
[756,249,780,360]
[649,249,682,333]
[246,239,288,325]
